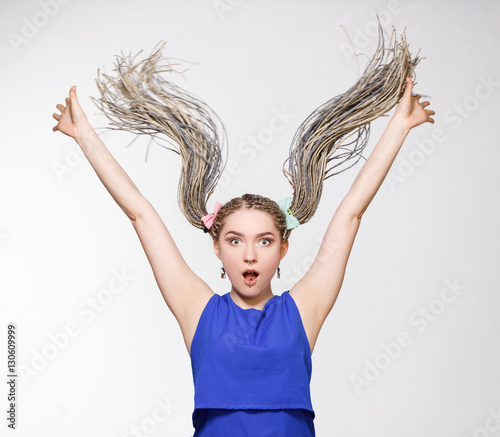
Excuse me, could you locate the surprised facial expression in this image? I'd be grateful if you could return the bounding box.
[214,208,288,299]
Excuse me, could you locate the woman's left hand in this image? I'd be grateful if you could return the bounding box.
[393,77,435,130]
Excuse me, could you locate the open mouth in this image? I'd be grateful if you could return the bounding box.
[243,270,259,286]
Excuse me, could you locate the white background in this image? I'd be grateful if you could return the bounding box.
[1,1,499,436]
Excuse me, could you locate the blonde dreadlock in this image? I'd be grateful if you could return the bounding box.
[92,23,421,242]
[92,42,228,231]
[283,24,421,224]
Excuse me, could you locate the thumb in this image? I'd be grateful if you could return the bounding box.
[402,77,413,101]
[69,85,80,107]
[69,85,84,116]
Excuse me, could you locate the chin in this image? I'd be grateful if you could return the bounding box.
[238,279,269,296]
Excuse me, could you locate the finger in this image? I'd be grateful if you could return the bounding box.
[52,113,60,120]
[52,125,59,132]
[403,77,413,100]
[412,93,422,100]
[426,109,436,116]
[421,101,431,108]
[69,85,82,110]
[65,97,70,105]
[56,103,65,112]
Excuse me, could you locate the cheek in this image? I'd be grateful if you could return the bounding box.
[222,252,240,271]
[261,250,281,269]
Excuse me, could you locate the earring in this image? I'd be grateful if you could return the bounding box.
[221,267,226,279]
[277,263,280,279]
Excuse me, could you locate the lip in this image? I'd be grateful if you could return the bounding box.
[242,268,260,276]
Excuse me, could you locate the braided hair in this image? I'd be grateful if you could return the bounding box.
[93,23,420,243]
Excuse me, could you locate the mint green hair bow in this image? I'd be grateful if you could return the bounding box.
[277,197,300,230]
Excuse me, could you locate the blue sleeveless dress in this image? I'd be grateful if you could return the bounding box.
[190,290,315,436]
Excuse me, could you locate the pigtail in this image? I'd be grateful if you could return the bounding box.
[283,23,421,224]
[92,42,228,230]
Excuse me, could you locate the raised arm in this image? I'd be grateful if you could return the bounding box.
[53,86,146,220]
[52,86,214,354]
[289,78,435,353]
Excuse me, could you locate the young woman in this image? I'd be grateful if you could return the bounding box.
[52,28,434,437]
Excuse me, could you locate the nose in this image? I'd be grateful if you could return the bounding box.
[244,247,257,265]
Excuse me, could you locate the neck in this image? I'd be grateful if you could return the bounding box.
[230,285,274,310]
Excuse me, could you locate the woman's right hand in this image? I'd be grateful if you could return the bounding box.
[52,86,92,142]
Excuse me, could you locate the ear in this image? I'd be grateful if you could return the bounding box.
[280,240,289,260]
[213,239,221,260]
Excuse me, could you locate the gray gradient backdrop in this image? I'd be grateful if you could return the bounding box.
[1,0,499,436]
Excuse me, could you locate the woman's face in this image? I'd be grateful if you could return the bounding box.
[214,208,288,303]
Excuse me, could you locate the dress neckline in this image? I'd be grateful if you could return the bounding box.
[227,292,279,312]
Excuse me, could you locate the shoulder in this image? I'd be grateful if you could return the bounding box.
[271,290,296,313]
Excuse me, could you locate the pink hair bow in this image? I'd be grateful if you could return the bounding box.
[201,201,222,230]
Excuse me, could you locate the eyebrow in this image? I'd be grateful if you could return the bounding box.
[224,231,276,238]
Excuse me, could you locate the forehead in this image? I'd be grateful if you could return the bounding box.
[221,208,278,235]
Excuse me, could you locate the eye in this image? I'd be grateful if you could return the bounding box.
[260,238,272,246]
[229,238,241,245]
